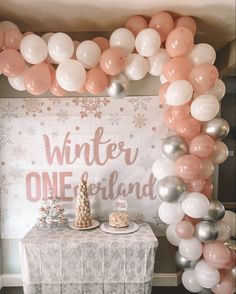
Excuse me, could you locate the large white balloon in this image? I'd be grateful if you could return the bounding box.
[8,72,26,91]
[206,79,226,100]
[20,35,48,64]
[56,59,86,92]
[188,43,216,66]
[110,28,135,53]
[216,221,231,242]
[152,157,176,180]
[158,202,184,225]
[135,28,161,57]
[182,192,210,218]
[166,224,182,246]
[148,48,170,76]
[76,40,101,69]
[165,80,193,106]
[210,141,228,165]
[194,260,220,289]
[124,53,149,80]
[222,210,236,237]
[48,32,74,63]
[191,94,220,122]
[179,237,203,261]
[182,269,203,293]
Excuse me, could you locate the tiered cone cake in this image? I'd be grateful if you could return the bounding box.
[74,180,92,228]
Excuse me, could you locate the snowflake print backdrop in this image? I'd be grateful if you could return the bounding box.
[0,96,168,238]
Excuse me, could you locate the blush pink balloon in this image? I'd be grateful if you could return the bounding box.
[201,179,213,199]
[24,63,51,95]
[92,37,109,52]
[49,66,68,97]
[200,159,214,180]
[163,108,177,129]
[190,134,216,158]
[76,84,87,94]
[212,270,235,294]
[125,15,148,37]
[0,28,4,49]
[4,29,22,50]
[0,49,25,77]
[186,178,206,192]
[203,242,236,270]
[184,215,201,226]
[176,154,203,180]
[163,56,193,82]
[149,11,174,42]
[159,82,170,104]
[171,104,190,120]
[189,63,219,93]
[85,67,108,95]
[176,117,201,140]
[174,16,197,36]
[166,27,194,57]
[176,220,194,239]
[100,47,126,76]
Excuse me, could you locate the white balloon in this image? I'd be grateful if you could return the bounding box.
[158,202,184,225]
[124,53,149,80]
[56,59,86,92]
[210,141,228,165]
[188,43,216,66]
[182,269,203,293]
[206,79,226,101]
[76,40,101,69]
[194,260,220,289]
[222,210,236,237]
[166,224,182,246]
[20,35,48,64]
[216,221,231,242]
[160,73,168,84]
[0,21,19,32]
[152,158,176,180]
[182,192,210,218]
[179,237,203,261]
[191,94,220,121]
[135,28,161,57]
[42,32,54,44]
[110,28,135,53]
[148,48,170,76]
[165,80,193,106]
[8,72,26,91]
[200,159,214,179]
[48,32,74,63]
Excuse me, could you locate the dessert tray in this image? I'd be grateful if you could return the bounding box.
[100,222,139,235]
[69,219,100,230]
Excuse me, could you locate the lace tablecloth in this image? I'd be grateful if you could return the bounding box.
[20,223,158,294]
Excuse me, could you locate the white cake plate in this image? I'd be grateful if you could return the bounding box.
[100,222,139,235]
[69,220,100,231]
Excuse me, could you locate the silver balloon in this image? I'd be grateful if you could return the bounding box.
[162,135,188,161]
[195,221,218,243]
[106,74,129,99]
[203,200,225,222]
[156,175,186,202]
[175,251,199,270]
[202,118,230,140]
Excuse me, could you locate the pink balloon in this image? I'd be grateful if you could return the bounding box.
[163,56,193,82]
[171,104,190,120]
[190,134,215,158]
[163,108,177,129]
[149,11,174,42]
[203,242,236,270]
[176,154,203,180]
[176,117,201,140]
[76,84,87,94]
[0,28,4,49]
[186,178,206,192]
[200,159,214,179]
[159,82,170,104]
[176,220,194,239]
[166,27,194,57]
[184,215,201,226]
[4,29,22,50]
[0,49,25,77]
[92,37,109,52]
[85,67,108,95]
[189,64,219,93]
[212,270,235,294]
[100,47,126,76]
[174,16,197,36]
[201,179,213,199]
[125,15,148,37]
[49,66,68,97]
[24,63,51,95]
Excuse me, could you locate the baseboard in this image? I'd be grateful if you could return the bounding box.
[1,274,22,287]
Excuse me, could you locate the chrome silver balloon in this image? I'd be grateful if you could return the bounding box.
[202,118,230,140]
[175,251,199,270]
[195,221,218,243]
[156,175,186,203]
[162,135,188,161]
[203,200,225,222]
[106,74,129,99]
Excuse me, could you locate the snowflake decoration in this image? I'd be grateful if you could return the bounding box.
[0,102,19,120]
[8,165,24,179]
[128,97,152,111]
[26,125,37,136]
[0,208,9,223]
[0,125,12,149]
[108,113,121,126]
[48,97,62,105]
[51,131,59,138]
[12,145,27,159]
[21,98,44,117]
[139,154,153,171]
[132,113,147,128]
[56,109,69,123]
[0,175,12,195]
[72,97,110,118]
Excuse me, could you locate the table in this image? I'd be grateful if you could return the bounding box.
[20,223,158,294]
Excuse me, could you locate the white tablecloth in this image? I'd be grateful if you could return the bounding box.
[20,223,158,294]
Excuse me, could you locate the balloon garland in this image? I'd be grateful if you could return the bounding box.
[0,12,235,293]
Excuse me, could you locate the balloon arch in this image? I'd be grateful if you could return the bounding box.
[0,12,235,293]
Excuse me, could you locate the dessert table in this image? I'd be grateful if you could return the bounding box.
[20,223,158,294]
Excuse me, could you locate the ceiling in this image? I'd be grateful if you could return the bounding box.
[0,0,235,50]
